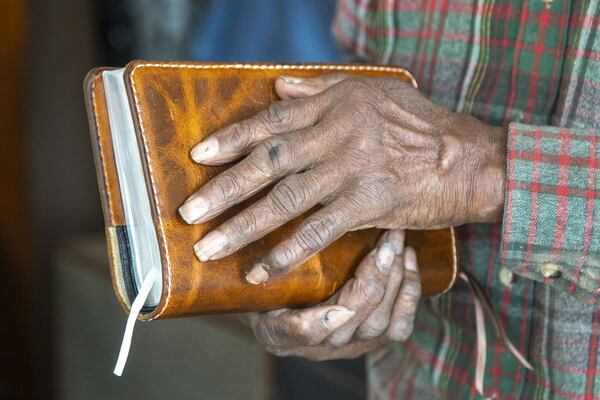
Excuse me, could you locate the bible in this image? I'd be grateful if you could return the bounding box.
[84,61,458,322]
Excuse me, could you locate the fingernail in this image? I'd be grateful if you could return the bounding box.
[191,137,219,163]
[375,243,395,276]
[178,196,209,224]
[324,308,355,330]
[404,247,418,272]
[280,76,304,84]
[388,230,405,255]
[246,263,269,285]
[194,231,226,261]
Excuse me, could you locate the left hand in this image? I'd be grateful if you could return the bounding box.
[250,230,421,361]
[179,73,506,284]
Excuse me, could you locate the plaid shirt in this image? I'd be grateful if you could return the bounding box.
[334,0,600,398]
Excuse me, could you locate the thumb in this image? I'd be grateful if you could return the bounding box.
[255,305,355,347]
[275,73,350,99]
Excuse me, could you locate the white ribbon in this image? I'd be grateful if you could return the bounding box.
[460,271,534,398]
[113,269,157,376]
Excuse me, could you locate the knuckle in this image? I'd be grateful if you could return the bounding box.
[252,138,294,177]
[291,317,316,345]
[295,215,336,251]
[230,212,257,240]
[215,173,243,200]
[268,177,306,217]
[358,279,384,306]
[260,100,292,125]
[303,335,322,347]
[327,333,350,348]
[228,122,254,150]
[358,320,387,339]
[295,319,311,338]
[397,293,419,312]
[244,151,272,180]
[264,138,293,171]
[406,280,422,298]
[399,283,422,308]
[388,318,414,342]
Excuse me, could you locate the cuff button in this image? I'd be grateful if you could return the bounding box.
[499,267,516,287]
[540,263,562,280]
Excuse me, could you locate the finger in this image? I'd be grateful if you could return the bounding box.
[245,198,361,284]
[326,246,391,347]
[356,257,404,340]
[179,130,323,225]
[193,167,339,261]
[387,247,421,342]
[253,305,355,348]
[374,229,405,274]
[191,96,329,165]
[354,230,405,339]
[386,229,406,256]
[275,73,351,100]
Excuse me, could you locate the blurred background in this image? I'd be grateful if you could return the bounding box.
[1,0,368,399]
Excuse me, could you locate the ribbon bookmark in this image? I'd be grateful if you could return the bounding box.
[459,271,534,398]
[113,269,157,376]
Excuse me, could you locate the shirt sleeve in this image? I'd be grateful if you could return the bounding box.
[500,122,600,305]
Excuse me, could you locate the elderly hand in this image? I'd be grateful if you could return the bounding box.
[249,230,421,361]
[179,73,506,284]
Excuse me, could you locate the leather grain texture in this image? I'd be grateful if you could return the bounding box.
[85,61,457,320]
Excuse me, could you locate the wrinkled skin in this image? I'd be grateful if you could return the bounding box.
[179,73,506,284]
[179,73,506,359]
[248,230,422,361]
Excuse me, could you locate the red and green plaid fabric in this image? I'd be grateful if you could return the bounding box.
[334,0,600,398]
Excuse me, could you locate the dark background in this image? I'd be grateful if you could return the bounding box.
[1,1,366,399]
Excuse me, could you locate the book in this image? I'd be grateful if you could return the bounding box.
[84,61,458,321]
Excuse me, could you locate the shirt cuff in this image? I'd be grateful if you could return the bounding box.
[500,122,600,305]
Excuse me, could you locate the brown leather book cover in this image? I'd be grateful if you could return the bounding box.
[84,61,457,320]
